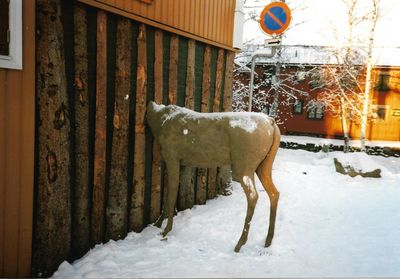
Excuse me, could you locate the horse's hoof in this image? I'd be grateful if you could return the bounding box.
[264,240,272,247]
[234,244,242,253]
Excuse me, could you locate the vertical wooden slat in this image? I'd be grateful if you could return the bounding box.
[150,30,163,223]
[0,71,5,276]
[34,0,72,276]
[186,40,196,110]
[91,10,107,246]
[217,50,235,196]
[17,1,35,274]
[0,1,35,277]
[203,0,209,39]
[106,18,132,240]
[168,35,179,104]
[206,48,225,200]
[181,39,197,209]
[214,49,225,113]
[72,3,90,258]
[223,51,234,112]
[131,24,147,232]
[4,71,21,277]
[196,45,211,205]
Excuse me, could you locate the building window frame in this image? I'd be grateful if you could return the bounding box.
[376,72,390,91]
[0,0,23,70]
[307,101,325,120]
[372,104,389,121]
[293,99,303,115]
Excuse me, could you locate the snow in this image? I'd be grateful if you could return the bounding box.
[334,152,385,174]
[154,103,270,134]
[52,148,400,278]
[229,116,258,133]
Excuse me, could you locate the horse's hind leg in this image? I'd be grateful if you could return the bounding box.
[234,174,259,252]
[257,156,280,247]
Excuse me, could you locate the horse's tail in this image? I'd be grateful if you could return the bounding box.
[257,120,281,177]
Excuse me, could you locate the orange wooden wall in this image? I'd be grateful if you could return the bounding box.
[79,0,237,50]
[0,1,35,277]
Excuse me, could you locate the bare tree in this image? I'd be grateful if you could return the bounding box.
[310,0,381,152]
[233,0,310,121]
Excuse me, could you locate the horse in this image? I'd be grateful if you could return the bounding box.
[146,101,281,252]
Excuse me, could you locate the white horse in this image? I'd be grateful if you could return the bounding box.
[147,101,281,252]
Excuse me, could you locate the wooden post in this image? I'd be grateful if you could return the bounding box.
[179,39,197,210]
[91,10,107,245]
[106,18,132,240]
[72,3,90,258]
[130,24,147,232]
[218,51,235,195]
[223,51,234,112]
[207,48,225,200]
[168,35,179,105]
[150,30,163,223]
[34,0,71,276]
[196,45,211,205]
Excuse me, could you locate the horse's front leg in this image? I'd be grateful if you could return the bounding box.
[162,159,180,237]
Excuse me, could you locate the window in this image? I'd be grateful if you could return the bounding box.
[262,104,271,115]
[0,0,22,70]
[296,71,306,82]
[372,105,389,121]
[293,99,303,115]
[307,101,324,120]
[376,73,390,91]
[0,0,9,56]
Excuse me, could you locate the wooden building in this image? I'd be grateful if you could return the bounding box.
[0,0,242,277]
[236,45,400,142]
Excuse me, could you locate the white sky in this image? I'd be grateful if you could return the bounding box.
[243,0,400,47]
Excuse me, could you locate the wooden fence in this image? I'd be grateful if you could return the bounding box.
[33,1,234,277]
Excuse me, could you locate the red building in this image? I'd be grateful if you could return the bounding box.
[235,45,400,142]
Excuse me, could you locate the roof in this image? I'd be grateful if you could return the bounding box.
[236,45,400,67]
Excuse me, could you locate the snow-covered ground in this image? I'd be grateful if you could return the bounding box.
[53,149,400,278]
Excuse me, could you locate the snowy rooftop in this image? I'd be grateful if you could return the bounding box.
[236,45,400,67]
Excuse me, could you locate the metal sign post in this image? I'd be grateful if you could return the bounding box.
[248,1,291,113]
[248,47,278,112]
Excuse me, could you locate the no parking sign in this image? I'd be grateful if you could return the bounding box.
[259,2,292,36]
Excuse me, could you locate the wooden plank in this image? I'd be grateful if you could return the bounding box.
[33,0,72,276]
[72,3,90,257]
[106,17,132,240]
[218,50,235,196]
[17,0,35,276]
[223,51,235,112]
[185,40,196,110]
[213,48,225,112]
[4,71,21,277]
[78,0,238,51]
[207,48,225,200]
[0,71,5,277]
[150,30,163,223]
[178,38,195,211]
[130,23,147,232]
[196,45,212,205]
[168,35,179,104]
[91,10,107,246]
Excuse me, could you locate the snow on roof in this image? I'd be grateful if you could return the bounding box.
[236,45,400,67]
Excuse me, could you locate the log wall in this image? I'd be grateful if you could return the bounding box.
[33,2,234,277]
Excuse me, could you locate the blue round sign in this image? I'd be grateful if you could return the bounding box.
[259,2,291,36]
